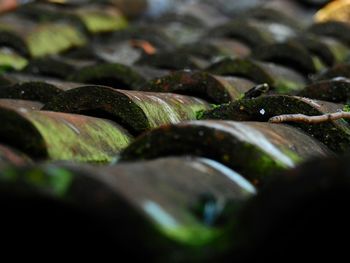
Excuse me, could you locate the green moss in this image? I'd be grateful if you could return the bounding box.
[26,167,73,197]
[162,224,220,247]
[204,95,350,152]
[198,104,226,120]
[0,166,73,197]
[248,154,286,181]
[133,99,179,127]
[132,96,209,128]
[121,122,303,187]
[254,147,301,177]
[69,63,146,88]
[78,10,128,33]
[282,148,303,164]
[312,56,327,72]
[235,138,300,184]
[0,49,28,70]
[45,166,74,196]
[196,109,205,120]
[27,24,87,58]
[274,78,303,93]
[0,82,63,103]
[237,93,246,100]
[0,166,18,181]
[343,105,350,112]
[42,86,155,135]
[329,41,349,62]
[210,104,221,109]
[187,103,211,120]
[143,199,221,246]
[27,112,132,163]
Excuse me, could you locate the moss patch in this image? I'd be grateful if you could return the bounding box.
[0,48,28,70]
[27,23,87,58]
[68,63,146,89]
[0,82,63,103]
[77,9,128,33]
[274,78,303,93]
[44,86,210,135]
[119,121,325,186]
[132,94,210,128]
[27,111,132,163]
[161,223,221,247]
[298,80,350,103]
[2,166,74,197]
[203,95,350,152]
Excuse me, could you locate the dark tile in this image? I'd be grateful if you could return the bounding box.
[299,78,350,103]
[208,58,307,93]
[68,62,148,89]
[251,41,317,76]
[0,106,133,162]
[0,156,254,260]
[119,120,330,186]
[43,85,210,135]
[142,70,255,104]
[203,95,349,152]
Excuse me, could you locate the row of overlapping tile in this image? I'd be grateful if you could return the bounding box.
[0,0,349,261]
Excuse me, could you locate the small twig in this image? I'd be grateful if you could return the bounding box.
[269,111,350,124]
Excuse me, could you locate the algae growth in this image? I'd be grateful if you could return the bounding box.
[26,111,133,163]
[27,24,87,57]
